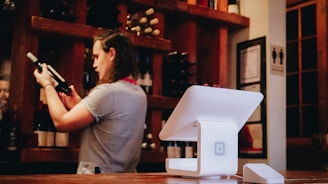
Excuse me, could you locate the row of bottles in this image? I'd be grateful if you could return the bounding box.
[178,0,218,10]
[84,47,154,95]
[86,0,122,29]
[141,123,156,151]
[39,0,239,28]
[40,0,122,29]
[161,119,196,158]
[0,104,20,161]
[126,7,160,37]
[40,1,163,33]
[228,0,240,14]
[141,123,197,158]
[164,141,196,158]
[84,47,220,98]
[83,47,97,96]
[141,118,197,159]
[136,50,153,95]
[33,89,69,148]
[41,0,77,22]
[163,51,195,98]
[3,0,15,11]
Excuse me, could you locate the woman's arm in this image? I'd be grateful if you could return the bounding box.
[34,64,95,132]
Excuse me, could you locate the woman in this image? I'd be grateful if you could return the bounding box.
[33,29,147,173]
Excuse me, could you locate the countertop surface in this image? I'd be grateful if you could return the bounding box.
[0,171,328,183]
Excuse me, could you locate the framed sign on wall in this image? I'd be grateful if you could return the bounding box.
[237,36,267,158]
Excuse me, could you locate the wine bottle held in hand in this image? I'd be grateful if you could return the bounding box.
[26,52,71,95]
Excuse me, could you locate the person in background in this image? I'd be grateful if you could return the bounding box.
[33,29,147,173]
[0,75,10,110]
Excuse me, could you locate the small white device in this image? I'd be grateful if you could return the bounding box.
[243,163,284,183]
[159,85,263,177]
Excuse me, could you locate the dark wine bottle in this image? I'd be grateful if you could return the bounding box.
[26,52,71,95]
[34,101,47,147]
[0,104,7,160]
[6,104,19,161]
[41,0,77,22]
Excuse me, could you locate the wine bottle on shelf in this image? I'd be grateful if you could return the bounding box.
[127,8,160,37]
[26,52,71,95]
[6,104,20,161]
[41,0,77,22]
[139,17,159,30]
[125,14,132,31]
[33,101,47,148]
[185,141,194,158]
[159,120,167,152]
[166,141,175,158]
[0,118,4,160]
[86,0,121,29]
[163,51,194,97]
[141,123,148,150]
[228,0,240,14]
[39,89,56,148]
[55,132,69,148]
[173,141,181,158]
[151,29,160,36]
[140,17,160,36]
[142,71,152,95]
[35,88,69,148]
[0,103,8,160]
[163,52,178,97]
[130,26,148,35]
[45,113,56,148]
[141,26,153,35]
[130,8,155,26]
[130,26,158,37]
[208,0,217,10]
[141,123,156,151]
[129,14,148,28]
[141,54,153,94]
[3,0,15,11]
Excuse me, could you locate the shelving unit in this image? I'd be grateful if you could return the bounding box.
[7,0,249,164]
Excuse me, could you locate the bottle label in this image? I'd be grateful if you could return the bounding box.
[185,146,193,158]
[46,131,55,147]
[167,146,175,158]
[55,132,69,147]
[35,130,47,147]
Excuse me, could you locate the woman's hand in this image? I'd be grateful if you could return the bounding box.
[33,64,54,88]
[59,85,81,110]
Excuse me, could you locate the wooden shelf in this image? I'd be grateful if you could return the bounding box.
[20,148,79,163]
[20,148,167,163]
[140,151,167,163]
[125,0,249,30]
[188,5,249,29]
[28,16,171,51]
[147,96,179,109]
[125,32,171,52]
[29,16,103,39]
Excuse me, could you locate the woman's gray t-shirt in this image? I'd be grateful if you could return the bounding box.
[78,80,147,173]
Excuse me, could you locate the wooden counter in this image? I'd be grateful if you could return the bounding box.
[0,171,327,183]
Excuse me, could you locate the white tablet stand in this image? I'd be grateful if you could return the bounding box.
[159,85,263,177]
[165,120,238,177]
